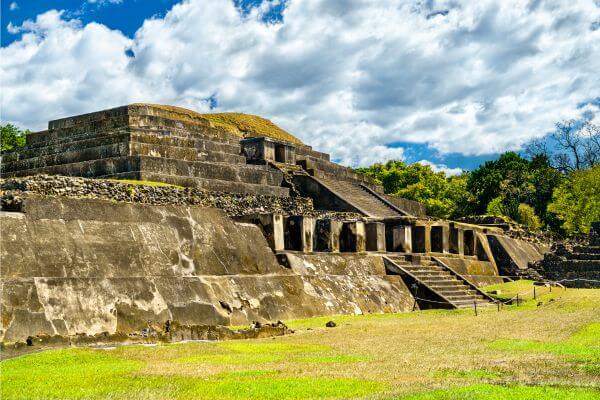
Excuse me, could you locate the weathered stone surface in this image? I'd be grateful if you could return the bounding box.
[487,234,547,278]
[530,226,600,288]
[437,257,504,287]
[1,198,415,342]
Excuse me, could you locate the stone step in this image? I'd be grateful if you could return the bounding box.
[136,157,283,186]
[540,260,600,271]
[401,266,444,272]
[26,114,130,146]
[131,131,241,155]
[3,156,284,188]
[110,171,290,197]
[24,116,242,150]
[408,270,455,278]
[2,142,129,173]
[130,142,246,164]
[424,281,467,289]
[566,253,600,260]
[2,132,130,162]
[2,134,245,175]
[317,176,400,218]
[573,246,600,254]
[436,288,479,297]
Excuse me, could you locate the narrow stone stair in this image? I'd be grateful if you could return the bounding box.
[316,176,402,218]
[385,255,495,309]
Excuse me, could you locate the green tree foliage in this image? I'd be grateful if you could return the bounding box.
[548,166,600,235]
[486,197,506,217]
[355,161,470,219]
[1,123,30,151]
[467,152,560,227]
[516,204,541,231]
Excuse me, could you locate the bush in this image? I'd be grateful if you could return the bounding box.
[516,204,541,231]
[486,197,506,217]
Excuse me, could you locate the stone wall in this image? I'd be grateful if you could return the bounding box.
[0,197,415,343]
[382,194,427,217]
[1,175,313,217]
[487,234,547,278]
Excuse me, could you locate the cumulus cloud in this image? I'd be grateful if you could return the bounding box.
[416,160,464,177]
[1,0,599,168]
[9,2,18,11]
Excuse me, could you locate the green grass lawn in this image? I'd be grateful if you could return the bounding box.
[1,281,599,400]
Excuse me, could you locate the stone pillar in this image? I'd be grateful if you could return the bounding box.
[430,225,450,254]
[424,225,432,254]
[457,229,465,256]
[365,222,385,252]
[442,225,450,254]
[234,213,284,251]
[411,225,427,253]
[387,224,412,252]
[449,224,460,254]
[340,221,366,252]
[314,219,343,252]
[256,213,285,251]
[463,230,475,256]
[284,216,315,253]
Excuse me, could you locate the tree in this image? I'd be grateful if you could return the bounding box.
[467,152,533,216]
[355,161,471,219]
[516,204,541,231]
[527,120,599,173]
[548,166,600,235]
[1,123,30,151]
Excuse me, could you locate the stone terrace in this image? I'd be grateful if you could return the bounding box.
[2,104,293,196]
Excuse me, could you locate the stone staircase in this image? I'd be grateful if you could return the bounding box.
[1,105,289,197]
[315,175,402,219]
[384,255,495,309]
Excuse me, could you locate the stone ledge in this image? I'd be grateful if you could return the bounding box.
[0,175,311,216]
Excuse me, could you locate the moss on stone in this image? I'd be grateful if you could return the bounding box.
[132,104,303,144]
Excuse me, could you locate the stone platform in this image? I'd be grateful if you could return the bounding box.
[1,104,289,196]
[0,197,415,342]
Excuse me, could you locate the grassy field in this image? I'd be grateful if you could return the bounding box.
[1,281,598,400]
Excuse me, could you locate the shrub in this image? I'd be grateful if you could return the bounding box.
[516,203,541,231]
[486,197,506,217]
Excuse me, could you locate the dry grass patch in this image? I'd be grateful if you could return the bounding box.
[2,282,598,399]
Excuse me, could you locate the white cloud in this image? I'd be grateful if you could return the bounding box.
[86,0,122,4]
[416,160,464,177]
[9,2,18,11]
[1,0,599,168]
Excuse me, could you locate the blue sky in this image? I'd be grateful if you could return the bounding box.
[2,1,182,46]
[1,0,599,173]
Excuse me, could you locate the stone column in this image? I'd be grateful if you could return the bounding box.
[441,225,450,254]
[314,219,343,252]
[284,216,315,253]
[340,221,366,252]
[365,222,385,252]
[387,224,412,252]
[424,225,432,254]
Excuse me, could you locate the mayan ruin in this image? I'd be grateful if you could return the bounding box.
[1,1,599,399]
[1,102,588,346]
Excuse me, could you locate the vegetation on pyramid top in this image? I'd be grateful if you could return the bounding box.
[134,104,303,145]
